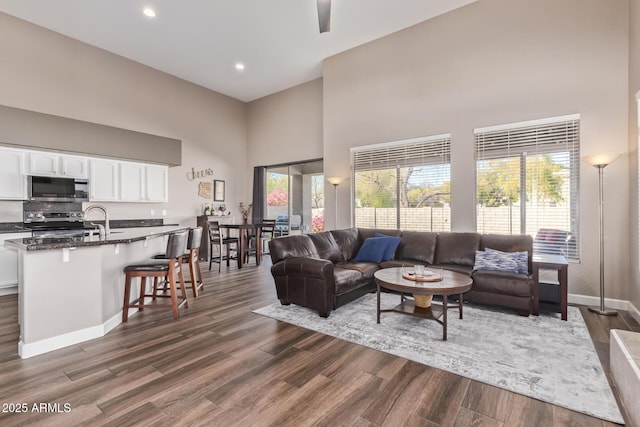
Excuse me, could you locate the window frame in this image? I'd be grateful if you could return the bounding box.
[474,114,581,261]
[351,134,452,231]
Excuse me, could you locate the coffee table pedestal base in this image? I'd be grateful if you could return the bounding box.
[413,294,433,308]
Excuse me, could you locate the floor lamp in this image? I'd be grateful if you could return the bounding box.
[582,153,620,316]
[326,177,343,230]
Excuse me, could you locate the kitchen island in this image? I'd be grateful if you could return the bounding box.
[6,225,189,358]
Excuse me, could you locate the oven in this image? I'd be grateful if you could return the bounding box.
[23,202,87,237]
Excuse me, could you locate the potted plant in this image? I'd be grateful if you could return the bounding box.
[238,202,252,224]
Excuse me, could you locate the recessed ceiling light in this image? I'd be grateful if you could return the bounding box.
[235,63,245,71]
[143,8,156,18]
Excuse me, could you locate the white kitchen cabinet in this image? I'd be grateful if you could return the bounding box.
[119,162,168,202]
[89,159,119,201]
[0,147,27,200]
[1,147,168,203]
[0,232,31,294]
[119,162,146,202]
[145,164,169,202]
[28,151,59,176]
[28,151,88,178]
[60,154,88,177]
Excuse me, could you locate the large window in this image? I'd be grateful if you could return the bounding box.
[475,115,580,260]
[352,135,451,231]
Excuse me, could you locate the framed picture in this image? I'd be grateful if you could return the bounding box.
[198,181,212,199]
[214,180,225,201]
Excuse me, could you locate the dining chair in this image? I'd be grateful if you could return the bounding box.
[245,219,277,263]
[208,221,239,272]
[258,219,276,255]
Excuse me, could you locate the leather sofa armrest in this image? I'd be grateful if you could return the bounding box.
[271,257,334,281]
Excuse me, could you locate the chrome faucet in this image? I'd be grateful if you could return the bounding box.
[84,205,110,237]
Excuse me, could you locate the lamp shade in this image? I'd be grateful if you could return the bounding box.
[582,153,621,167]
[326,177,343,186]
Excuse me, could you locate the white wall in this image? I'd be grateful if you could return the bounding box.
[323,0,630,299]
[0,13,248,226]
[247,78,323,185]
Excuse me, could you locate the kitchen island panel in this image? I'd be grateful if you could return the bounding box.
[14,226,185,358]
[19,246,102,344]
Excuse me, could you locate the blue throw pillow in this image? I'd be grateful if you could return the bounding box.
[375,233,402,261]
[473,250,519,274]
[354,237,389,263]
[485,248,529,274]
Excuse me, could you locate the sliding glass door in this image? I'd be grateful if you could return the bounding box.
[265,159,324,234]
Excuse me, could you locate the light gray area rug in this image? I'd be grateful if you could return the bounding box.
[253,293,623,424]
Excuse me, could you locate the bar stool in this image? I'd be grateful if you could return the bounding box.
[153,227,204,297]
[122,230,189,322]
[209,221,239,272]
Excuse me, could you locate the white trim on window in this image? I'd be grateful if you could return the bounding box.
[475,115,580,260]
[474,114,580,134]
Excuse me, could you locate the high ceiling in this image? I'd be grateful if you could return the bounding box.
[0,0,477,102]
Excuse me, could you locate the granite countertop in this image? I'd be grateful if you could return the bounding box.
[5,225,189,251]
[89,219,174,228]
[0,219,178,235]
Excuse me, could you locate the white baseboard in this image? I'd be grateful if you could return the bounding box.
[19,324,104,359]
[19,308,140,359]
[569,294,640,324]
[568,293,630,311]
[627,301,640,324]
[103,311,123,335]
[0,286,17,296]
[103,307,140,334]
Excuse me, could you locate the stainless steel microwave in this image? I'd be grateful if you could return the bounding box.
[27,176,90,202]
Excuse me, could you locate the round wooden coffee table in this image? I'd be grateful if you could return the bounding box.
[374,267,473,341]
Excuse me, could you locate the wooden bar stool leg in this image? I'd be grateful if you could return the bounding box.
[122,274,132,323]
[153,277,159,300]
[188,252,198,298]
[194,249,204,292]
[166,263,184,319]
[138,277,147,311]
[177,263,189,307]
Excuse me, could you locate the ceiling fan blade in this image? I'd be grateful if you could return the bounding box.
[317,0,331,33]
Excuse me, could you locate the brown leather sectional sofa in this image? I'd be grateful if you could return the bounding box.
[268,227,535,318]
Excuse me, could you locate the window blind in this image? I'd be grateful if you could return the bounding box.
[475,115,580,260]
[352,135,451,231]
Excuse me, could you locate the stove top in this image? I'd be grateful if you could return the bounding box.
[24,210,84,224]
[23,201,85,234]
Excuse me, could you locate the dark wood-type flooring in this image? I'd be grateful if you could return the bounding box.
[0,258,638,426]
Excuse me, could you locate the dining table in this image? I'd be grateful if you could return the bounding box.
[218,223,270,269]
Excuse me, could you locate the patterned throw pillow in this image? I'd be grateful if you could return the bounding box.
[485,248,529,274]
[473,250,520,274]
